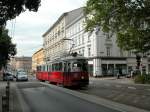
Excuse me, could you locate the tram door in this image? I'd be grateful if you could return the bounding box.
[63,62,71,86]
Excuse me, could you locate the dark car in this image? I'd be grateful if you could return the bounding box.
[3,72,14,81]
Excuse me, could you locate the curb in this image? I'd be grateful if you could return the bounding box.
[41,82,150,112]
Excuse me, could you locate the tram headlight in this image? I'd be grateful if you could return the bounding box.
[81,76,84,79]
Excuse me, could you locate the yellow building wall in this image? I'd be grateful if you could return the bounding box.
[32,48,44,71]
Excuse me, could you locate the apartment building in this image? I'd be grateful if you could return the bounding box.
[10,56,32,73]
[66,8,149,76]
[43,8,83,62]
[32,48,44,71]
[43,7,149,76]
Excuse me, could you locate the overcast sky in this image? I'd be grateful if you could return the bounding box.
[6,0,87,57]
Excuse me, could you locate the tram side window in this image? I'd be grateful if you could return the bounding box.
[37,66,42,71]
[55,63,59,71]
[52,64,55,71]
[64,63,67,72]
[39,66,41,71]
[72,62,81,72]
[52,63,62,71]
[82,62,88,71]
[58,62,62,71]
[37,66,40,71]
[48,65,51,71]
[68,63,71,72]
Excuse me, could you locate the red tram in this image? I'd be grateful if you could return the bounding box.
[36,55,89,87]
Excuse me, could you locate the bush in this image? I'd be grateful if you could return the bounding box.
[134,74,145,84]
[134,74,150,84]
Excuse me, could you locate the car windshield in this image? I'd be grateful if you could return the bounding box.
[18,72,27,75]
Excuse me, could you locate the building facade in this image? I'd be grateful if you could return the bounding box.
[10,56,32,74]
[66,8,149,76]
[43,8,84,62]
[43,7,149,76]
[32,48,44,71]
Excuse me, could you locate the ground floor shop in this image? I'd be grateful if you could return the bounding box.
[88,57,150,77]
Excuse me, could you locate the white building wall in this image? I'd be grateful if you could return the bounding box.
[44,7,149,76]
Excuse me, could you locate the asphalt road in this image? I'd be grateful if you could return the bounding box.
[1,76,150,112]
[16,82,120,112]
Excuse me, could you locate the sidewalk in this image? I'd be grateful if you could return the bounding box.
[90,76,134,84]
[0,82,22,112]
[0,81,7,112]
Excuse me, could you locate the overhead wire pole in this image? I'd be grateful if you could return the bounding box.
[62,38,75,55]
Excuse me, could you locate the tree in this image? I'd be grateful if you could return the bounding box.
[0,28,16,69]
[0,0,41,27]
[84,0,150,54]
[0,0,41,69]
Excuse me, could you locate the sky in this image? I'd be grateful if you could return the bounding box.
[6,0,87,57]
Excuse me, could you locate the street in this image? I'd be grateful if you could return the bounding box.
[0,76,150,112]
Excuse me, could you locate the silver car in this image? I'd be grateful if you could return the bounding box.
[16,71,28,81]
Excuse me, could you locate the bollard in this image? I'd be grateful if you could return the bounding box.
[6,86,9,112]
[2,95,7,112]
[7,81,10,87]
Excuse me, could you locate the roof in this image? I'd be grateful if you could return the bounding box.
[33,48,44,56]
[42,13,68,37]
[42,7,84,37]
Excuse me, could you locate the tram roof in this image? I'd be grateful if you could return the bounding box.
[47,56,87,64]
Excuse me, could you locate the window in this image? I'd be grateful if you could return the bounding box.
[88,36,90,42]
[79,50,81,54]
[82,34,84,44]
[88,47,91,56]
[106,47,111,56]
[120,49,123,57]
[82,49,84,56]
[79,35,81,45]
[106,33,110,39]
[78,23,80,31]
[128,51,132,57]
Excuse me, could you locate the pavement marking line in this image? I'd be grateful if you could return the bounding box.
[41,82,150,112]
[147,89,150,91]
[89,81,93,84]
[115,85,122,88]
[128,86,136,90]
[104,84,110,86]
[113,94,125,101]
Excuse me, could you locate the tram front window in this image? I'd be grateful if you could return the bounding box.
[72,61,88,72]
[72,62,82,72]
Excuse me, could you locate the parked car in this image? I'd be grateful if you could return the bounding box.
[16,71,28,81]
[3,72,14,81]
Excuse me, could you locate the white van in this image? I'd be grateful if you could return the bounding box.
[16,71,28,81]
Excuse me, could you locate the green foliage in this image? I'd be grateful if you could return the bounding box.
[0,0,41,26]
[134,74,150,84]
[0,28,16,69]
[84,0,150,53]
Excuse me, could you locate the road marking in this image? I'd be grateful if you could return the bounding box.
[115,85,122,88]
[113,94,125,101]
[104,84,110,86]
[141,95,146,98]
[128,86,136,90]
[89,81,93,84]
[147,89,150,91]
